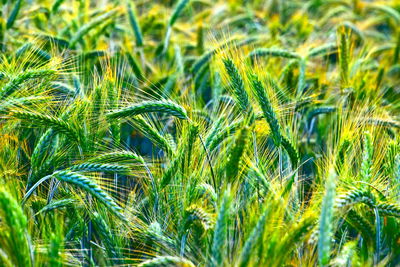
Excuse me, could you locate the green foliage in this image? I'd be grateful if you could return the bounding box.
[0,0,399,266]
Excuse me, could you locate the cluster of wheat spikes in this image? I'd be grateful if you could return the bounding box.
[0,0,400,266]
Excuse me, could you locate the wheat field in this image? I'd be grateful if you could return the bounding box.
[0,0,399,266]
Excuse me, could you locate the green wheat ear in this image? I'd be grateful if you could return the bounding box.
[0,190,32,267]
[249,73,282,146]
[360,131,373,182]
[15,43,51,62]
[92,212,122,264]
[88,151,145,164]
[206,119,242,152]
[138,256,195,267]
[160,155,181,190]
[0,95,48,115]
[6,0,22,29]
[338,26,350,89]
[209,190,231,267]
[0,69,56,100]
[318,169,337,266]
[307,43,337,58]
[335,138,351,170]
[184,123,199,170]
[106,100,188,120]
[186,205,213,231]
[24,171,127,222]
[36,198,77,215]
[222,58,252,114]
[376,203,400,218]
[225,126,250,181]
[127,3,143,47]
[281,136,299,167]
[55,171,127,222]
[68,163,131,174]
[335,189,375,209]
[248,47,300,60]
[12,110,80,142]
